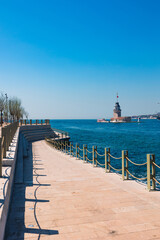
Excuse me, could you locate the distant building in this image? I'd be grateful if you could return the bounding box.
[110,94,131,123]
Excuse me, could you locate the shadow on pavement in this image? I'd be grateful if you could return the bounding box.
[4,141,59,239]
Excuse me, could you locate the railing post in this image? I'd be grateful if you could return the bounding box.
[0,138,2,177]
[8,126,10,146]
[147,154,151,191]
[71,143,73,156]
[92,146,95,167]
[41,119,43,125]
[108,148,110,172]
[122,150,128,180]
[2,128,6,158]
[126,150,129,180]
[9,125,12,147]
[67,142,69,153]
[95,146,97,167]
[77,144,79,159]
[6,126,8,151]
[7,126,10,150]
[24,119,26,125]
[63,142,65,152]
[151,154,156,190]
[85,145,87,163]
[105,148,107,172]
[70,142,72,156]
[122,150,125,180]
[83,144,85,163]
[30,119,32,125]
[76,143,78,159]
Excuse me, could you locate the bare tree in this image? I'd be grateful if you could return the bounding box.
[9,97,28,121]
[0,93,5,126]
[3,93,9,123]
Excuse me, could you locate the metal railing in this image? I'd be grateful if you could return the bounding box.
[0,121,19,176]
[51,128,69,138]
[19,119,50,126]
[45,139,160,191]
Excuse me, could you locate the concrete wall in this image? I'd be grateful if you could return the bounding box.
[0,129,20,240]
[0,124,56,240]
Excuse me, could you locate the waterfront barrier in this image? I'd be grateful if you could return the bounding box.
[0,120,54,239]
[19,119,50,125]
[45,138,160,191]
[0,119,50,177]
[0,122,19,177]
[52,128,69,139]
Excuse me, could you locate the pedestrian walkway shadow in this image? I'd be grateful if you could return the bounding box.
[4,142,59,240]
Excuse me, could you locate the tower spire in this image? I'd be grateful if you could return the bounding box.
[117,93,119,102]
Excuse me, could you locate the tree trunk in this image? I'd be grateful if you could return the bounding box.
[1,110,3,126]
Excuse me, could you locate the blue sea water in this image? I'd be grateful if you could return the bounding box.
[50,119,160,183]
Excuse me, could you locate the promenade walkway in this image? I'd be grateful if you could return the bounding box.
[5,140,160,240]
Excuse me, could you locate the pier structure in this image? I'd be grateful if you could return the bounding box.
[0,121,160,239]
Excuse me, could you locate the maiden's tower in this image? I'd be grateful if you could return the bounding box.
[110,94,131,123]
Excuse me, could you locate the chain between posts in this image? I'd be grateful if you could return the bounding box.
[108,153,122,160]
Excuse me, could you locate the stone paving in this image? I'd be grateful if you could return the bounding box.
[5,140,160,240]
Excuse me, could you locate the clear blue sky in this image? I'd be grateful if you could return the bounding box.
[0,0,160,118]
